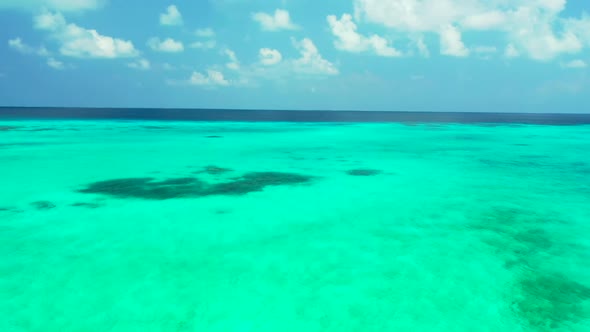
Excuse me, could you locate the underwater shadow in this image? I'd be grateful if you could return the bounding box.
[468,207,590,330]
[79,171,315,200]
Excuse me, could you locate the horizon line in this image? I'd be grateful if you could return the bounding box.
[1,106,590,116]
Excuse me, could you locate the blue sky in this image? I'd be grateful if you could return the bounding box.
[1,0,589,112]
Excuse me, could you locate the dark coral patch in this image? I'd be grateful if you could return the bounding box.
[71,202,102,209]
[467,207,590,329]
[205,135,223,138]
[346,169,382,176]
[240,172,312,186]
[0,126,18,131]
[31,201,56,210]
[79,172,314,200]
[214,209,231,215]
[24,128,55,132]
[514,273,590,330]
[205,172,313,196]
[0,207,23,213]
[79,177,206,200]
[194,165,233,175]
[157,178,199,186]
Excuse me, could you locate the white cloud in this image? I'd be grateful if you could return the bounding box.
[34,10,67,30]
[60,25,138,58]
[35,11,138,59]
[8,38,29,53]
[128,58,151,70]
[292,38,338,75]
[261,38,339,77]
[252,9,298,31]
[461,11,506,30]
[192,29,216,50]
[0,0,103,12]
[565,15,590,47]
[353,0,590,61]
[47,57,64,69]
[505,43,520,58]
[38,46,50,56]
[354,0,469,32]
[473,46,497,54]
[561,59,587,69]
[8,37,63,68]
[327,14,401,57]
[190,70,230,86]
[259,48,282,65]
[8,38,48,56]
[160,5,183,26]
[195,28,215,37]
[148,37,184,53]
[416,37,429,57]
[439,24,469,57]
[473,46,497,59]
[190,41,216,50]
[517,32,581,61]
[224,49,240,70]
[176,38,337,87]
[162,63,176,70]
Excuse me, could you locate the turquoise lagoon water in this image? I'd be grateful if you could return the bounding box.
[1,120,589,331]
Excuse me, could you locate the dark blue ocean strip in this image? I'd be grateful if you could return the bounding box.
[1,107,590,125]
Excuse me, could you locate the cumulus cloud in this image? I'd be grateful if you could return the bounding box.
[192,28,216,50]
[292,38,339,75]
[505,44,520,58]
[354,0,467,31]
[512,24,581,60]
[256,38,338,76]
[416,37,430,57]
[0,0,103,12]
[8,38,49,56]
[195,28,215,37]
[224,49,240,70]
[34,11,66,30]
[34,11,138,58]
[176,38,337,88]
[565,15,590,47]
[8,37,63,69]
[561,59,587,69]
[47,57,64,69]
[148,37,184,52]
[190,41,216,50]
[473,46,497,54]
[327,14,401,57]
[353,0,590,61]
[160,5,183,26]
[8,38,32,53]
[259,48,282,65]
[162,63,176,70]
[461,11,506,30]
[190,70,230,86]
[252,9,298,31]
[128,58,151,70]
[439,24,469,57]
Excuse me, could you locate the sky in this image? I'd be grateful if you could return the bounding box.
[1,0,589,112]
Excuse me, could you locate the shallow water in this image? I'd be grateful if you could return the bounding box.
[1,120,589,331]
